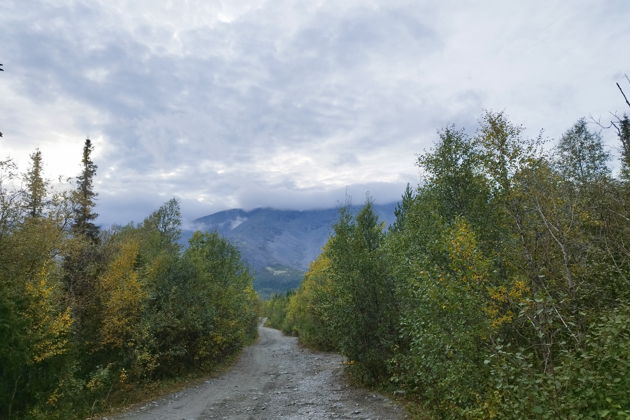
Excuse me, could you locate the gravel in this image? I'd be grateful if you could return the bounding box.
[108,324,406,420]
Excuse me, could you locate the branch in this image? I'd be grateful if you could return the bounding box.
[535,198,575,295]
[590,113,622,135]
[617,82,630,109]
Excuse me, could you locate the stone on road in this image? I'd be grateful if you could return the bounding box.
[111,324,406,419]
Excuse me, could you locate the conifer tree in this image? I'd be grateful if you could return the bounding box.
[72,139,99,242]
[391,183,414,233]
[24,149,47,218]
[64,140,100,348]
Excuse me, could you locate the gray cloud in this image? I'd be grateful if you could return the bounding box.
[1,0,629,224]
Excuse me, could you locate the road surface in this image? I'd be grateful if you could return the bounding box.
[110,323,406,419]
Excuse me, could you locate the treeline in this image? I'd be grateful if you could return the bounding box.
[0,140,258,419]
[265,109,630,418]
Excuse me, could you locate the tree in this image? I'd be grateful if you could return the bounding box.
[418,126,494,237]
[284,248,338,350]
[0,159,21,239]
[142,198,182,253]
[63,140,101,358]
[172,232,258,367]
[98,239,145,352]
[72,139,99,242]
[391,183,414,233]
[328,201,397,383]
[612,78,630,177]
[0,218,74,419]
[556,119,609,185]
[617,115,630,178]
[24,149,47,218]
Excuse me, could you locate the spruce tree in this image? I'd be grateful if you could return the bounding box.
[72,139,99,242]
[24,149,46,218]
[391,183,414,233]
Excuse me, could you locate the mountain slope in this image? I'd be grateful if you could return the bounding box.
[188,203,397,296]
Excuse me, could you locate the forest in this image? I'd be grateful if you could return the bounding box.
[0,140,259,418]
[264,102,630,416]
[3,89,630,419]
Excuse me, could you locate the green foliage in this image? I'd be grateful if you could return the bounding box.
[3,103,629,419]
[0,158,22,238]
[285,252,338,350]
[264,201,401,369]
[0,219,75,418]
[391,183,414,233]
[71,138,99,242]
[181,231,258,362]
[0,144,260,419]
[262,292,292,332]
[325,202,398,383]
[268,111,630,419]
[556,118,610,185]
[484,304,630,419]
[390,219,494,416]
[23,149,47,218]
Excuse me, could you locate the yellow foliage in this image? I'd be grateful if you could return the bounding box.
[119,367,128,384]
[443,220,532,330]
[446,220,489,286]
[22,263,73,364]
[99,239,146,349]
[284,251,335,344]
[485,278,529,329]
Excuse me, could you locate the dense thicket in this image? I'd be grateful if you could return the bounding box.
[270,109,630,418]
[0,141,258,419]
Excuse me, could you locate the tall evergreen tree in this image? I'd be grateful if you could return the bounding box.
[72,139,99,242]
[391,183,414,233]
[23,149,47,218]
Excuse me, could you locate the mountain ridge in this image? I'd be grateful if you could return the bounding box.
[186,203,397,296]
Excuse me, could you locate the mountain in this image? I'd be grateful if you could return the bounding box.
[186,203,397,297]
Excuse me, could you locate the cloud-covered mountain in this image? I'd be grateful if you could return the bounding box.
[188,203,397,296]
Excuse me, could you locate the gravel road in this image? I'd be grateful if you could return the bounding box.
[110,323,406,419]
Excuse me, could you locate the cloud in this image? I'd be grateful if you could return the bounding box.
[1,0,629,224]
[232,180,414,214]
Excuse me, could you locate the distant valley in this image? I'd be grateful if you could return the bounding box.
[183,203,397,296]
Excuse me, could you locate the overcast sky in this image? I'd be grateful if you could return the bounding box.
[1,0,629,225]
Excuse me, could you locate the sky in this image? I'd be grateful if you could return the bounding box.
[1,0,629,225]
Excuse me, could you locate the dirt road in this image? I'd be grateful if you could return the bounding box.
[111,323,406,419]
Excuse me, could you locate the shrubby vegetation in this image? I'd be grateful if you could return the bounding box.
[266,104,630,418]
[0,141,258,419]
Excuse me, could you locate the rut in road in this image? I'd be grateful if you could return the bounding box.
[110,324,406,420]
